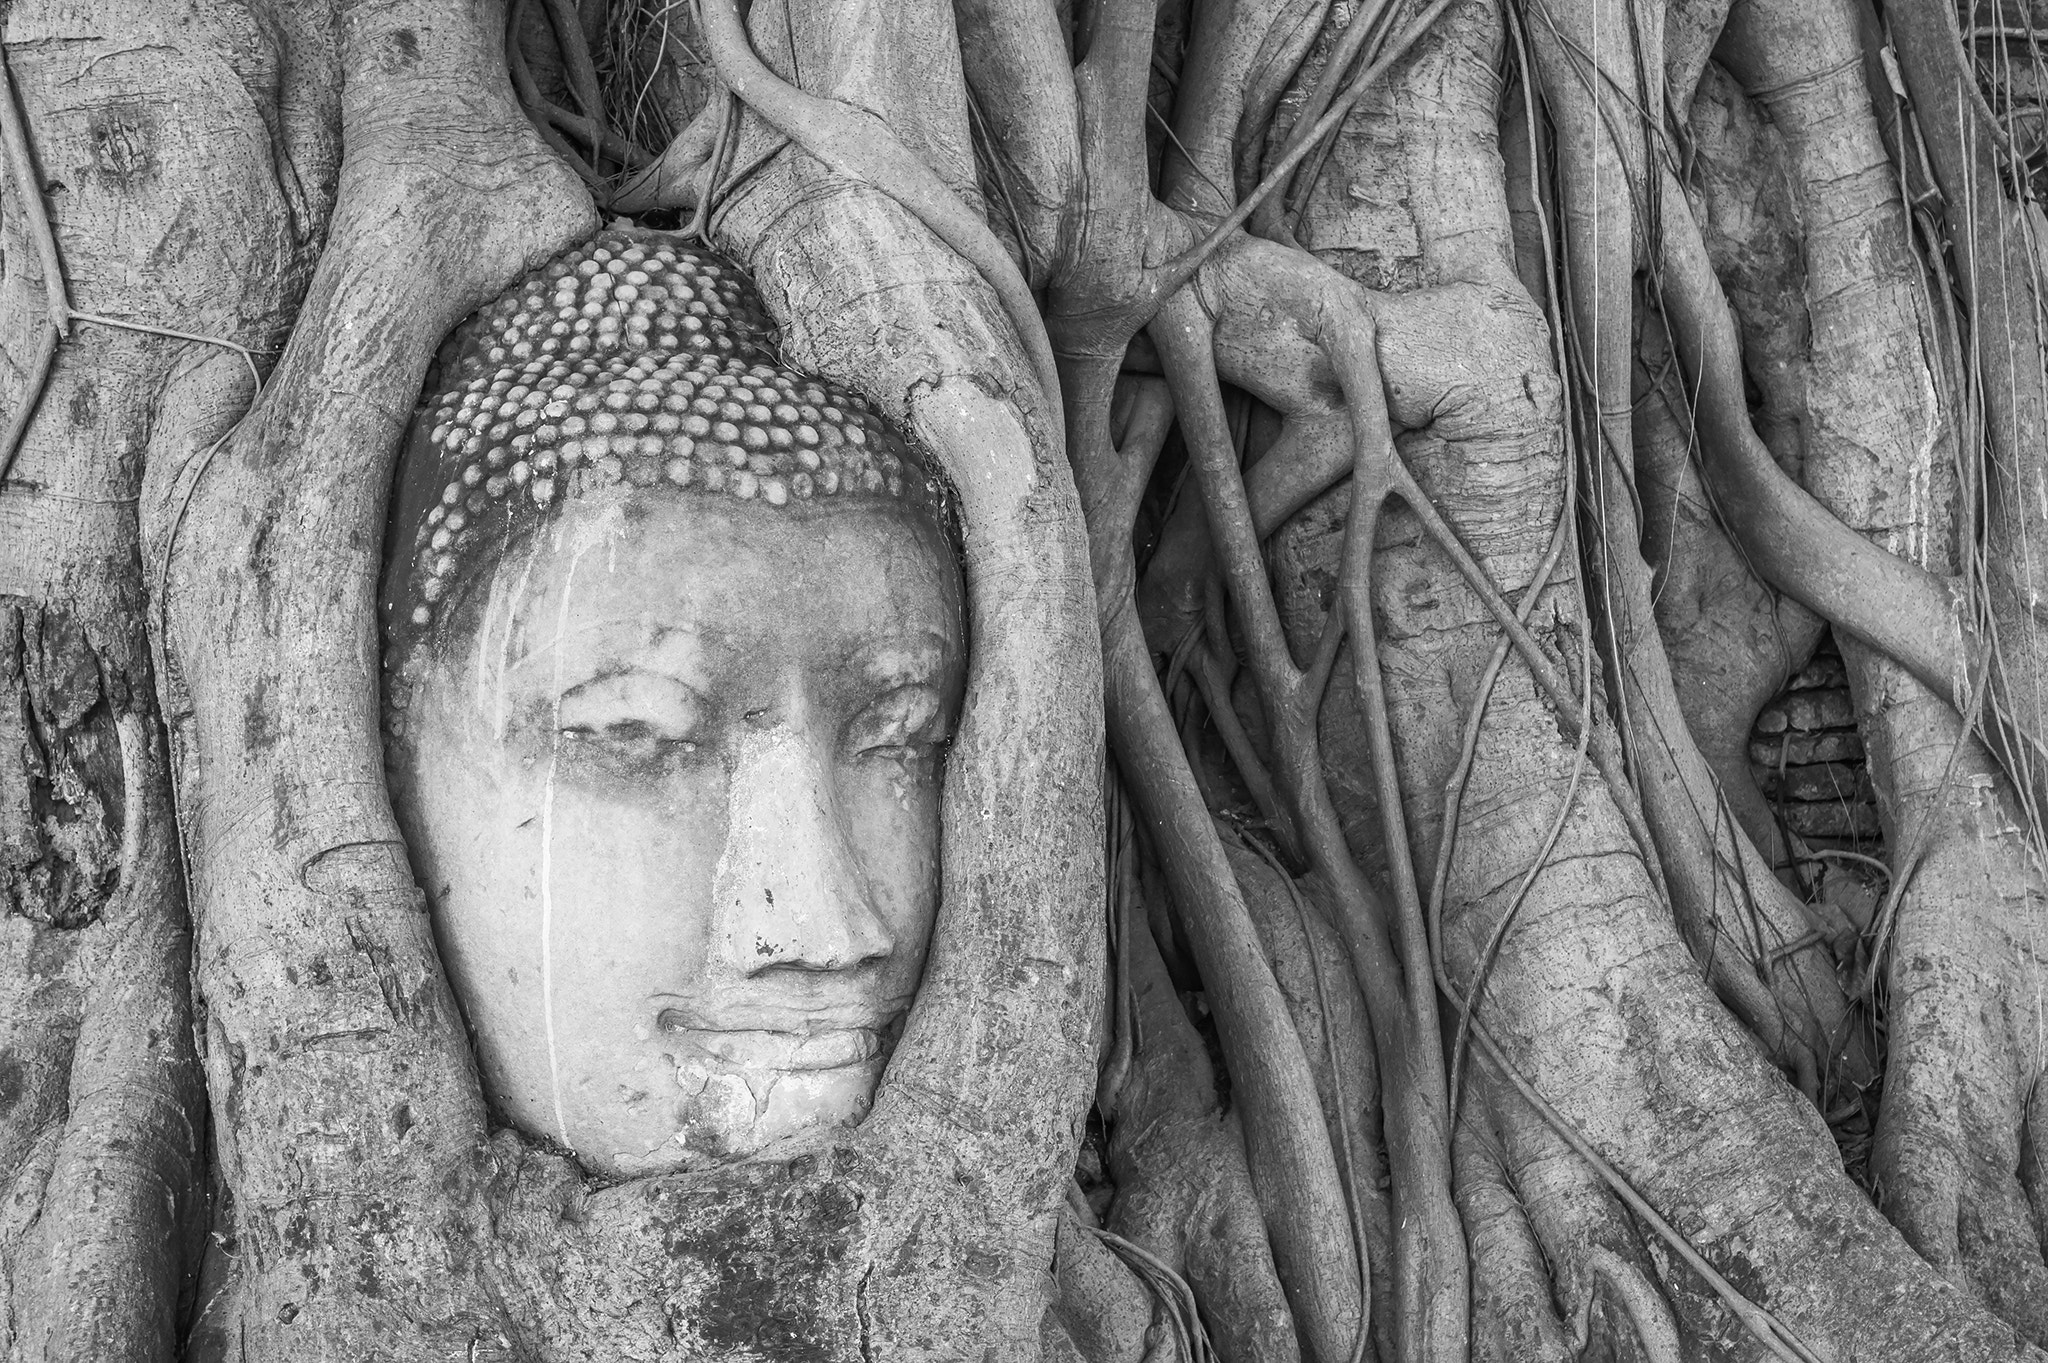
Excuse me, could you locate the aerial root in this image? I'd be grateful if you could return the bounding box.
[507,0,659,195]
[0,43,64,486]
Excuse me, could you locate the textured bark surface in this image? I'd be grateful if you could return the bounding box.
[4,0,2048,1357]
[0,0,325,1352]
[152,0,1098,1354]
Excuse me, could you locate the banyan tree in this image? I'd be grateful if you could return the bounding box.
[3,0,2047,1358]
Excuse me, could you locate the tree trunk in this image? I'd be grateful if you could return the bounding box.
[2,0,2046,1358]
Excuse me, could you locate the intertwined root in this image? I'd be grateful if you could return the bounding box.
[12,0,2048,1354]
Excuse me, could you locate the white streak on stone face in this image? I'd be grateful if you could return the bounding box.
[537,523,607,1151]
[475,537,540,742]
[538,743,568,1149]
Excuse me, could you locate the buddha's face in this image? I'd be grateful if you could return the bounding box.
[393,490,965,1178]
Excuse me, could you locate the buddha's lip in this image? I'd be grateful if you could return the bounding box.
[647,994,913,1035]
[656,1019,888,1072]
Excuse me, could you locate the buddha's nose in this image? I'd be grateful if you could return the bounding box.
[707,721,894,975]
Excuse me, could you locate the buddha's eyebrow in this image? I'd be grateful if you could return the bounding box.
[503,618,708,682]
[846,631,954,685]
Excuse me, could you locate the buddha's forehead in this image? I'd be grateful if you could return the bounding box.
[381,228,961,735]
[486,492,965,668]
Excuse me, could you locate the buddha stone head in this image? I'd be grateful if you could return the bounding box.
[381,230,965,1179]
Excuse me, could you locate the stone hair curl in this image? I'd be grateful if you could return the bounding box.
[379,227,961,730]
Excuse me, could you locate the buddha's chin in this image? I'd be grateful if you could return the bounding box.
[578,1042,887,1180]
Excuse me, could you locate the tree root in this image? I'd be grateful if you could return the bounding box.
[0,1,332,1351]
[1153,283,1464,1362]
[1071,357,1364,1363]
[150,0,595,1350]
[1456,1126,1579,1363]
[1462,1070,1691,1363]
[1634,305,1825,886]
[1050,1206,1156,1363]
[1853,645,2048,1343]
[694,0,1063,451]
[1104,900,1304,1363]
[1226,835,1395,1362]
[1650,165,2048,845]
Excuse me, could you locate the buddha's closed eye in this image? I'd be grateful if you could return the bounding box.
[552,672,707,777]
[845,683,949,759]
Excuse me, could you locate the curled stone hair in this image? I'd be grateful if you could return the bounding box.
[380,228,959,733]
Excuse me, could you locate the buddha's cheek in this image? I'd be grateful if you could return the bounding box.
[455,784,723,1169]
[539,799,717,1028]
[839,764,943,973]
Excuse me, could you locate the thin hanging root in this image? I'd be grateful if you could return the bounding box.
[1101,556,1365,1363]
[0,326,59,488]
[1264,0,1423,237]
[1445,638,1592,1126]
[686,96,739,239]
[1309,287,1661,899]
[1320,311,1443,1029]
[0,48,63,331]
[1084,1226,1219,1363]
[1424,428,1578,1066]
[1248,0,1396,237]
[508,0,604,190]
[1314,293,1604,1141]
[540,0,607,122]
[512,0,656,180]
[607,99,725,216]
[0,44,68,486]
[1230,0,1336,202]
[1378,439,1661,894]
[693,0,1063,456]
[1151,291,1466,1363]
[0,51,265,486]
[1063,345,1365,1363]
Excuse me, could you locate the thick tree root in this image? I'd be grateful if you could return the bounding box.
[155,0,594,1351]
[694,0,1063,448]
[1711,3,2048,1338]
[1855,647,2048,1343]
[1268,7,2048,1358]
[1226,836,1397,1363]
[0,2,330,1353]
[1073,366,1365,1363]
[1103,903,1304,1363]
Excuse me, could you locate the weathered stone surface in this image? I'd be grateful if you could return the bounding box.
[1758,761,1872,803]
[1785,653,1848,693]
[1747,636,1883,848]
[1751,731,1865,767]
[1755,688,1856,734]
[1780,799,1882,841]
